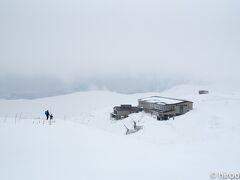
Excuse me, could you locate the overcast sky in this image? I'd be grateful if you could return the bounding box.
[0,0,240,98]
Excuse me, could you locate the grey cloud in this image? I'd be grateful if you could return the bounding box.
[0,0,240,98]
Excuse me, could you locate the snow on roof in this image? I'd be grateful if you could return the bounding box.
[139,96,187,105]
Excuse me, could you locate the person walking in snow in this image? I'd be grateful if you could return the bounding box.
[133,121,137,130]
[133,121,143,131]
[50,114,53,120]
[45,110,50,120]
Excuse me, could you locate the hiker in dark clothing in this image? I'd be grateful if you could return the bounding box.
[133,121,143,131]
[133,121,137,130]
[45,110,50,120]
[50,114,53,120]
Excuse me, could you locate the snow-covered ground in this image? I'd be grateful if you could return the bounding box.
[0,84,240,180]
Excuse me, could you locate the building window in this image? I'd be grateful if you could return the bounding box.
[180,105,184,113]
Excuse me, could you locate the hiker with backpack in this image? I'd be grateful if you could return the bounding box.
[45,110,50,120]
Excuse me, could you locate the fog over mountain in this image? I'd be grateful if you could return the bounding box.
[0,0,239,99]
[0,74,192,99]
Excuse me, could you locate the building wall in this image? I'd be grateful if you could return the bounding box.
[138,100,193,116]
[138,100,166,111]
[114,108,140,117]
[171,102,193,115]
[114,110,130,116]
[138,100,172,111]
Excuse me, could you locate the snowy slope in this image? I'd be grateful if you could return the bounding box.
[0,84,240,180]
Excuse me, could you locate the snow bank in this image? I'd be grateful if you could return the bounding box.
[0,84,240,180]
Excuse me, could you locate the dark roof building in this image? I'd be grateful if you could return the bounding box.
[111,96,193,121]
[199,90,209,94]
[111,105,141,120]
[138,96,193,120]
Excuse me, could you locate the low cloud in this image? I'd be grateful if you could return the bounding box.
[0,0,239,98]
